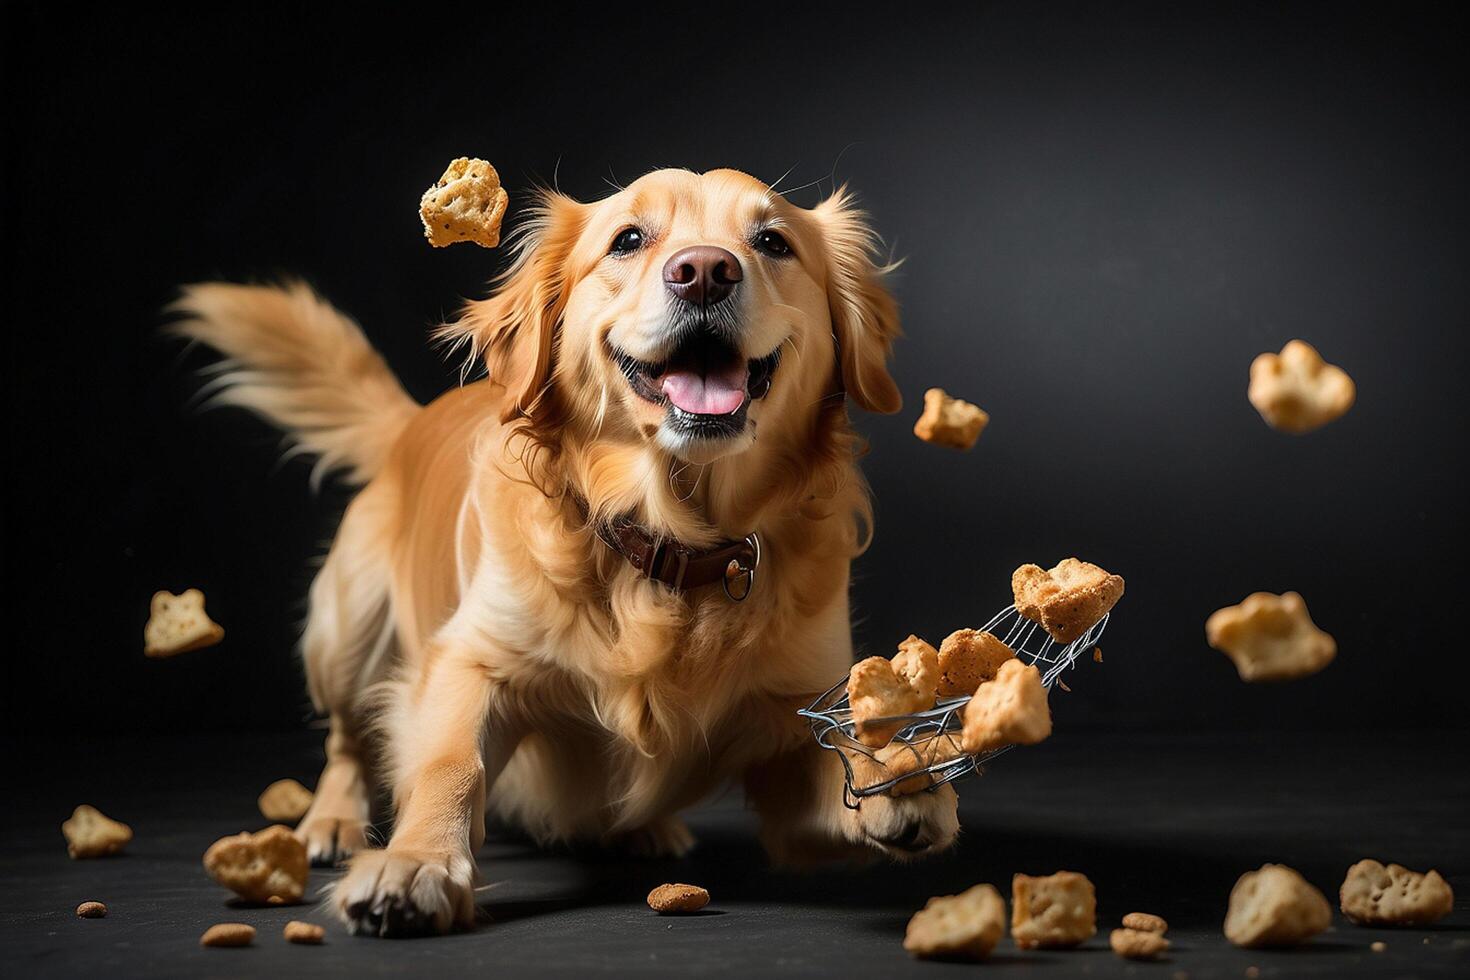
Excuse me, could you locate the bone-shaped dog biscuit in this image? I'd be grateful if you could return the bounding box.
[848,635,939,748]
[62,805,132,859]
[203,825,309,905]
[1011,871,1096,949]
[904,883,1007,960]
[1224,863,1331,948]
[960,659,1052,755]
[1339,859,1454,926]
[419,157,509,249]
[1206,591,1336,682]
[913,387,989,450]
[144,588,224,658]
[1248,339,1355,433]
[1011,558,1124,645]
[937,629,1016,697]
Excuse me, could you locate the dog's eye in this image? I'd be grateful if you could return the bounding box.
[609,228,645,255]
[754,229,792,257]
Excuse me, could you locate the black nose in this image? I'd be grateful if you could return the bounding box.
[663,246,743,306]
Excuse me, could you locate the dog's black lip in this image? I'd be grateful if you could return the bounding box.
[610,335,783,424]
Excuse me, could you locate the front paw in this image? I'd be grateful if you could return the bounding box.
[853,783,959,860]
[333,848,476,937]
[296,814,370,866]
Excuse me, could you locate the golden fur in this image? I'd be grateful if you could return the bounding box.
[172,168,958,937]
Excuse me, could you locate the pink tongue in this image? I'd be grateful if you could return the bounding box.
[661,361,748,415]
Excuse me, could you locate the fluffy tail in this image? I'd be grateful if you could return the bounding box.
[168,281,420,485]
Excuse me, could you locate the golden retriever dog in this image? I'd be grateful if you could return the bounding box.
[172,167,958,937]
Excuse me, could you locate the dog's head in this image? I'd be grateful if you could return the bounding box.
[448,168,901,467]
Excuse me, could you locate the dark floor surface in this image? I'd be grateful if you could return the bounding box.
[1,730,1466,979]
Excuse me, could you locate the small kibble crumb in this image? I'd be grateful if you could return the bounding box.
[1057,679,1072,693]
[647,883,709,914]
[1093,647,1103,663]
[1371,941,1386,952]
[1122,912,1168,934]
[200,923,255,947]
[284,920,325,944]
[1111,927,1170,960]
[75,901,107,918]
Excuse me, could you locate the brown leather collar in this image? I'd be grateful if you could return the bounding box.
[574,498,761,600]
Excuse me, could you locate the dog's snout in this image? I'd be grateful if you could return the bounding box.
[663,246,742,306]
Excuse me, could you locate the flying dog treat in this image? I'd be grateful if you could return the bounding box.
[284,920,326,944]
[1122,911,1168,934]
[258,779,314,823]
[200,923,255,948]
[913,387,989,450]
[1248,339,1355,434]
[1339,859,1454,926]
[848,635,940,748]
[1011,871,1097,949]
[960,659,1051,755]
[876,733,966,796]
[647,883,710,914]
[1224,864,1332,948]
[1206,592,1336,682]
[75,902,107,918]
[202,825,308,905]
[419,157,509,248]
[62,805,132,859]
[1011,558,1125,645]
[143,588,224,658]
[936,629,1015,697]
[903,883,1007,960]
[1111,927,1170,960]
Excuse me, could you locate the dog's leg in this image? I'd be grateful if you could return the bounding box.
[297,725,373,864]
[746,739,959,866]
[296,488,396,865]
[332,647,518,937]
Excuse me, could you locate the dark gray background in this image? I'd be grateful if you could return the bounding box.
[4,2,1466,735]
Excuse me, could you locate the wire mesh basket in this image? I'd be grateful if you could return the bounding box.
[798,604,1110,805]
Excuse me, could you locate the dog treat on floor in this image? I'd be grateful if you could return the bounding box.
[960,659,1051,755]
[1011,558,1125,645]
[913,387,989,450]
[75,901,107,918]
[1112,927,1170,960]
[1011,871,1097,949]
[200,923,255,948]
[1248,339,1355,433]
[1122,911,1168,934]
[419,157,509,249]
[258,779,315,823]
[876,732,966,796]
[143,588,224,658]
[1224,864,1332,948]
[61,805,132,859]
[848,635,940,747]
[647,883,710,914]
[936,629,1015,697]
[202,825,308,905]
[1339,859,1454,926]
[903,883,1007,960]
[284,920,326,944]
[1206,592,1336,682]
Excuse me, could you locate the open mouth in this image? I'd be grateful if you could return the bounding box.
[613,331,781,438]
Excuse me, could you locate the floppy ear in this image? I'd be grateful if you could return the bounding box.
[812,187,903,414]
[438,190,587,423]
